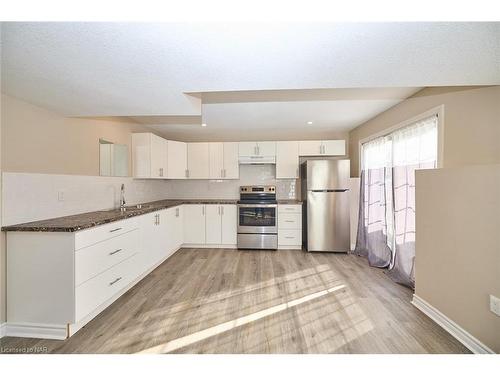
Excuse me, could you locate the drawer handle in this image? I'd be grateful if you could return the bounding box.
[285,236,295,239]
[109,277,122,286]
[109,249,123,256]
[109,227,122,233]
[285,220,295,223]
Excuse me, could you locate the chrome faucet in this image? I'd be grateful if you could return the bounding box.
[120,184,126,211]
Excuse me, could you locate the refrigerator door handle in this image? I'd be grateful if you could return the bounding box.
[310,189,349,192]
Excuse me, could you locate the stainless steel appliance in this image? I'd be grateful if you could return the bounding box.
[237,185,278,250]
[301,160,350,252]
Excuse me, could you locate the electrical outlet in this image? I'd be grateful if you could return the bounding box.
[490,295,500,317]
[57,191,65,202]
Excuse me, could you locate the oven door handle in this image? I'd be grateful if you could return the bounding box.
[238,204,278,208]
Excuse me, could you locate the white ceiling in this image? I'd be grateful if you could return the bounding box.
[2,22,499,118]
[144,87,421,141]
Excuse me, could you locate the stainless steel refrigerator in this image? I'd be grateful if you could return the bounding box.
[301,159,350,252]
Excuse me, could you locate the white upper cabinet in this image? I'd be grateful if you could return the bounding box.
[256,141,276,157]
[238,141,276,157]
[276,141,299,179]
[209,142,239,179]
[238,142,259,157]
[299,140,346,156]
[222,142,239,179]
[187,142,210,179]
[209,143,224,179]
[298,140,322,156]
[132,133,167,179]
[322,140,346,156]
[150,134,168,178]
[167,140,187,179]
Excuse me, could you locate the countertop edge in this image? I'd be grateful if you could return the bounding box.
[2,199,240,233]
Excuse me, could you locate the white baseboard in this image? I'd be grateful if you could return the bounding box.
[412,294,495,354]
[0,322,6,338]
[182,244,237,249]
[4,322,68,340]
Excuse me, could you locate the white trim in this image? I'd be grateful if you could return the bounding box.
[0,322,6,338]
[278,246,302,250]
[182,244,237,249]
[4,322,68,340]
[358,105,445,172]
[412,294,495,354]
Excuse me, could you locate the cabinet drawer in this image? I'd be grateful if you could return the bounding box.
[75,229,139,286]
[278,213,301,229]
[278,229,302,246]
[75,253,140,322]
[75,217,139,250]
[278,204,302,214]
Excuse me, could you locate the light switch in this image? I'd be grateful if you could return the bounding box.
[57,191,65,202]
[490,295,500,316]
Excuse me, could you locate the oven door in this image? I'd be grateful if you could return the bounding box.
[238,204,277,234]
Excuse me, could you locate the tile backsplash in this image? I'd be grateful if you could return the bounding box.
[2,172,170,226]
[164,164,297,200]
[2,165,297,225]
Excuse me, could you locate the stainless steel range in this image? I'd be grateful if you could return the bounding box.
[237,185,278,250]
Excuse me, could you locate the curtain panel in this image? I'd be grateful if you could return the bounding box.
[355,115,438,288]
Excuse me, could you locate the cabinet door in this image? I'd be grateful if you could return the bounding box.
[205,205,222,244]
[132,133,152,178]
[276,141,299,179]
[183,205,206,244]
[187,143,210,179]
[256,141,276,157]
[157,209,170,259]
[167,140,187,179]
[174,205,184,249]
[209,143,224,179]
[139,212,159,268]
[221,205,237,245]
[223,142,239,179]
[164,208,177,257]
[298,140,322,156]
[322,140,346,156]
[151,134,168,178]
[238,142,258,157]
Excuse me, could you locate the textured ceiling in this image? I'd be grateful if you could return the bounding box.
[2,22,499,117]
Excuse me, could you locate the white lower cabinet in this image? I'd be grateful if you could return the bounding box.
[277,204,303,250]
[6,206,185,340]
[221,205,237,245]
[183,204,206,244]
[5,203,236,340]
[184,204,237,247]
[206,204,237,245]
[205,205,222,244]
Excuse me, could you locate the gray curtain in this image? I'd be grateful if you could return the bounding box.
[354,115,438,289]
[354,169,392,268]
[386,161,435,288]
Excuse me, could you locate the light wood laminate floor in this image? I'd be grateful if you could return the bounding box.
[0,249,469,354]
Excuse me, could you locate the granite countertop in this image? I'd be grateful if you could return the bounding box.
[2,199,238,233]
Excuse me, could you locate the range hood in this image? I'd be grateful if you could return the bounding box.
[239,155,276,164]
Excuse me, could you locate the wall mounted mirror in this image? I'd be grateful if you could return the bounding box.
[99,138,128,177]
